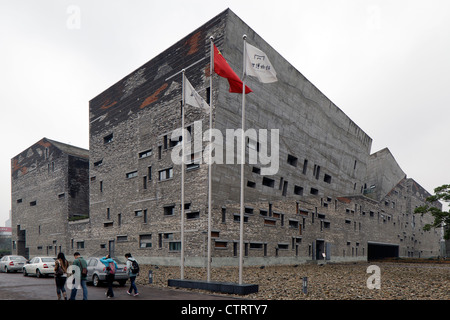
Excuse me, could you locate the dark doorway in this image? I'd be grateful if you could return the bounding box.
[316,240,325,260]
[368,242,399,260]
[16,225,28,259]
[109,240,115,257]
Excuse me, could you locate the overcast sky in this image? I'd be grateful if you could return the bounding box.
[1,0,449,226]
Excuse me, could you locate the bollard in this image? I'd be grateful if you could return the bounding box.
[302,277,308,294]
[148,270,153,284]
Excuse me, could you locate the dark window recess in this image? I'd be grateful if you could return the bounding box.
[94,160,103,167]
[250,243,263,249]
[252,167,261,174]
[247,181,256,188]
[294,185,304,195]
[302,159,308,175]
[30,201,37,206]
[186,211,200,219]
[221,207,226,223]
[117,235,127,242]
[313,165,321,180]
[143,176,147,189]
[206,87,211,104]
[245,207,254,215]
[262,177,275,188]
[233,214,249,223]
[126,171,138,179]
[282,180,288,196]
[164,205,175,216]
[163,135,168,150]
[103,134,113,144]
[139,149,152,159]
[289,220,299,229]
[324,174,332,184]
[287,154,298,167]
[310,188,319,195]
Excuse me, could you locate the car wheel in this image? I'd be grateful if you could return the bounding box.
[23,268,28,276]
[4,266,8,273]
[36,269,42,278]
[93,274,100,287]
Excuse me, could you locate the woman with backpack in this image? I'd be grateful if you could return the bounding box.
[125,253,139,296]
[100,254,118,298]
[54,252,69,300]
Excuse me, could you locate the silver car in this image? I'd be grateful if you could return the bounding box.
[85,257,129,287]
[0,255,27,273]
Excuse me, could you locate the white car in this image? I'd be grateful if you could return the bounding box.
[23,256,56,278]
[0,255,27,273]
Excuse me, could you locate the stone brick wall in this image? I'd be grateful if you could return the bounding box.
[11,138,89,259]
[10,9,443,265]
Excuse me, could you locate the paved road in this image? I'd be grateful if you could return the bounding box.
[0,272,237,300]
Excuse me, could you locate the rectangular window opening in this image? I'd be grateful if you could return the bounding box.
[262,177,275,188]
[103,133,114,144]
[287,154,298,167]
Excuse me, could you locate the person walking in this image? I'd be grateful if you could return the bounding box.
[54,252,69,300]
[69,252,88,300]
[100,254,118,298]
[125,253,139,296]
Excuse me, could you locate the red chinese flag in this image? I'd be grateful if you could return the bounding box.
[213,44,252,94]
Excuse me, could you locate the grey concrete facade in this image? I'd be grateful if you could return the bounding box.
[11,138,89,259]
[10,9,443,264]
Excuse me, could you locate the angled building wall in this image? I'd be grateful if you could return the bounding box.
[11,138,89,259]
[83,9,441,265]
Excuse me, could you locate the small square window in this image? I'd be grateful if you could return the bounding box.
[103,133,114,144]
[164,205,175,216]
[287,155,298,167]
[294,185,304,195]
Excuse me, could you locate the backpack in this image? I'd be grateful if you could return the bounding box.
[55,260,64,276]
[107,261,116,275]
[79,259,88,277]
[130,259,139,274]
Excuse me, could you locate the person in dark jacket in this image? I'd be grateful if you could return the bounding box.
[100,254,118,298]
[54,252,69,300]
[125,253,139,296]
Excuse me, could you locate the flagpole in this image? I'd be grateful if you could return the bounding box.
[207,36,214,282]
[181,69,186,280]
[239,34,247,285]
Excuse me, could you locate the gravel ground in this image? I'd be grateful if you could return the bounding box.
[136,261,449,300]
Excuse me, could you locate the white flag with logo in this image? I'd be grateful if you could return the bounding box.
[184,76,210,114]
[245,43,277,83]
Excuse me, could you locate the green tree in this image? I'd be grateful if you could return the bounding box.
[414,184,450,240]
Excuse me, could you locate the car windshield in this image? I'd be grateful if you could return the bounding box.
[42,258,55,262]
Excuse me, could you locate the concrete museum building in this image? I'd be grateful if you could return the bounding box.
[11,9,443,265]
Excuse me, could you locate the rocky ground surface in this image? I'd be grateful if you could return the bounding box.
[136,260,449,300]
